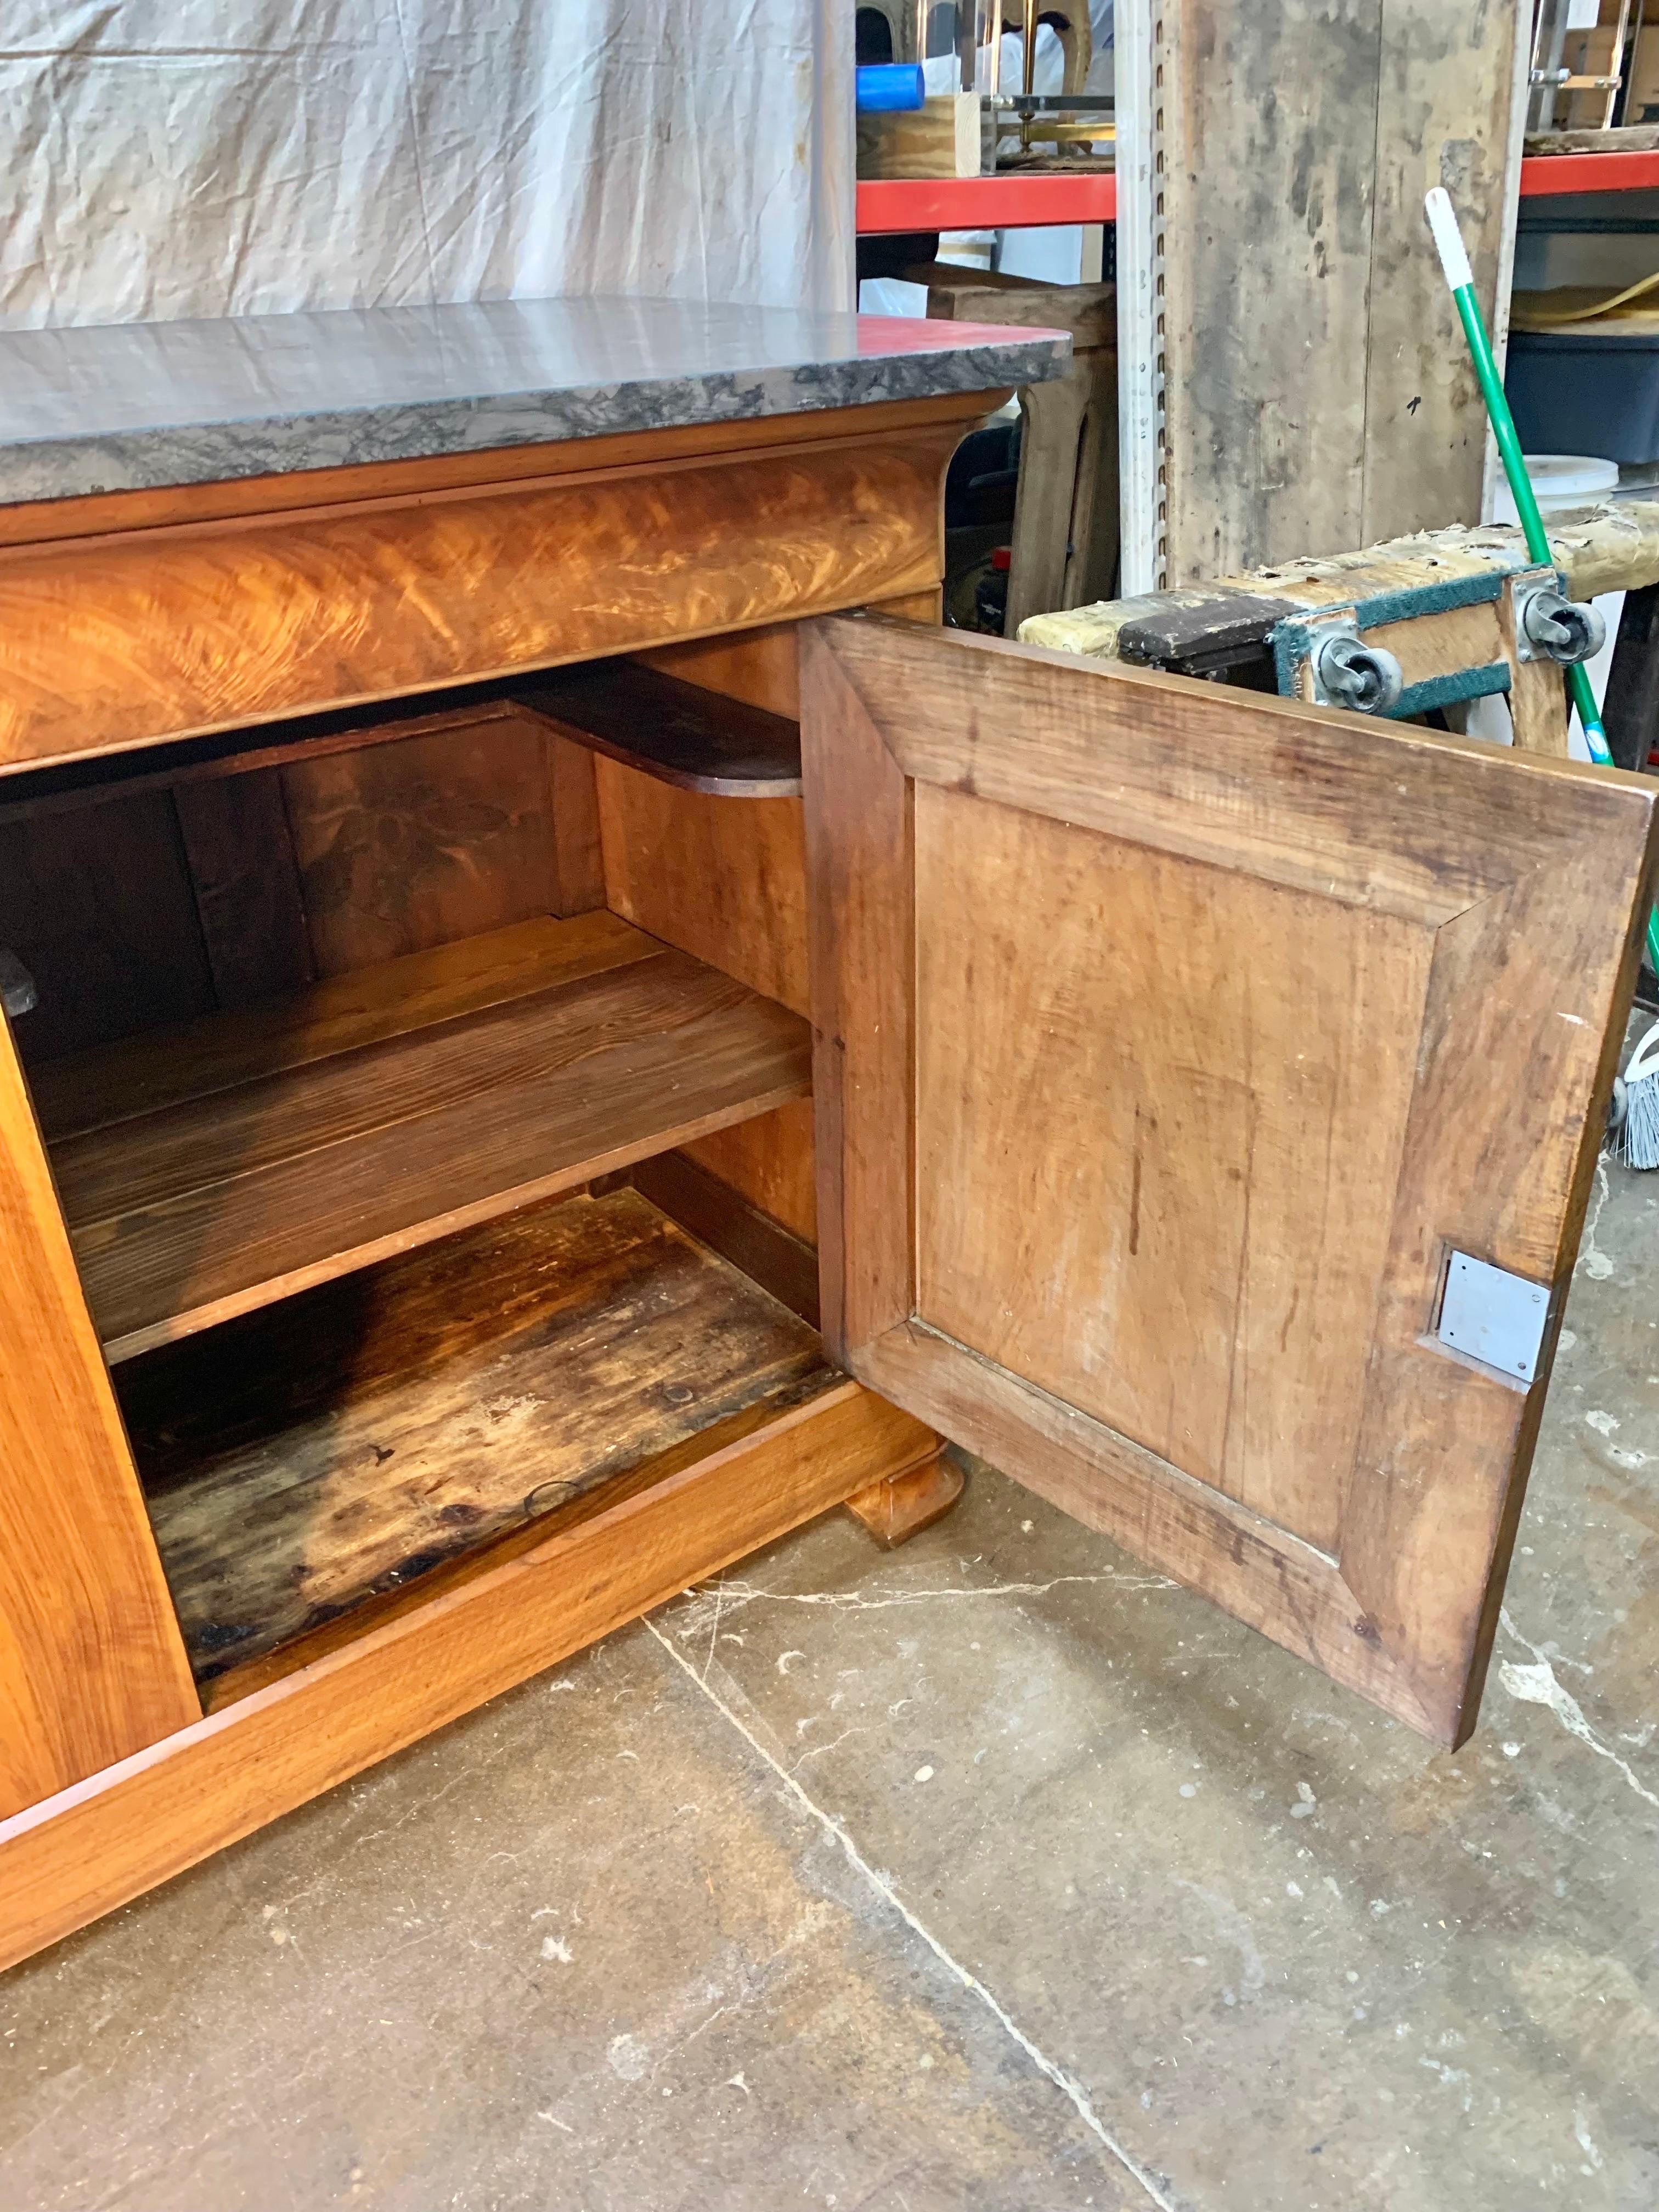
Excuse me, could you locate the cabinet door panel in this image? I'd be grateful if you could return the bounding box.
[802,616,1658,1745]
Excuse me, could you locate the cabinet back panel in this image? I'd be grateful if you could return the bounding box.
[5,702,595,1077]
[0,794,215,1061]
[282,715,560,975]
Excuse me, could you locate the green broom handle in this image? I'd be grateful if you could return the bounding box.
[1425,188,1659,979]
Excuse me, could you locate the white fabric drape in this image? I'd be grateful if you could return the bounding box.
[0,0,853,329]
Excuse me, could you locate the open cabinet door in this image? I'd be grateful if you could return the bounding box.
[802,616,1658,1745]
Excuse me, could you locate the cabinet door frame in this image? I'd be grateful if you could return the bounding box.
[802,614,1658,1745]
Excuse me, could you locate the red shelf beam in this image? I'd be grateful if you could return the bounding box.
[854,151,1656,234]
[855,174,1117,234]
[1519,150,1659,196]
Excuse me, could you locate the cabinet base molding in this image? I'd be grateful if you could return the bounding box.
[0,1380,936,1973]
[844,1448,964,1548]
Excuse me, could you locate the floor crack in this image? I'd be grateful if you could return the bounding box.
[645,1618,1183,2212]
[1499,1610,1659,1812]
[668,1568,1174,1642]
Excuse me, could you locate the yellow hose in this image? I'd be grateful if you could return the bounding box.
[1514,268,1659,328]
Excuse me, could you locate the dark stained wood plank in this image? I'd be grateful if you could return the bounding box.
[120,1188,832,1684]
[0,792,215,1064]
[57,941,812,1361]
[631,1146,821,1327]
[516,661,802,796]
[1114,591,1299,678]
[173,769,315,1006]
[679,1096,819,1245]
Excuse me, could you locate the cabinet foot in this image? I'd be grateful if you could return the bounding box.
[844,1449,963,1549]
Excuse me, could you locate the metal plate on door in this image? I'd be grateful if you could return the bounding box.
[1436,1251,1550,1383]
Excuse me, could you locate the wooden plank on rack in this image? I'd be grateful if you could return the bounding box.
[1152,2,1526,579]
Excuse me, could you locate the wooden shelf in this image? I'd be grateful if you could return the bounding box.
[515,662,801,796]
[119,1186,838,1693]
[45,911,812,1362]
[856,173,1116,233]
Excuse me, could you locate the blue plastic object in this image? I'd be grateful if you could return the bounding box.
[856,63,926,112]
[1506,330,1659,466]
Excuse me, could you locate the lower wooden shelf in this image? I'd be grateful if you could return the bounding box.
[0,1335,937,1976]
[39,911,812,1362]
[116,1184,838,1697]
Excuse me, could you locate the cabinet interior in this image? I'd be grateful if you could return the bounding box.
[3,652,820,1700]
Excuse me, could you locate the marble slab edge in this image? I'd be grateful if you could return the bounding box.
[0,338,1069,509]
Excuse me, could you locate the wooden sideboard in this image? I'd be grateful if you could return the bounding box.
[0,382,1654,1972]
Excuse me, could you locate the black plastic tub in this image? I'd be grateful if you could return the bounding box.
[1506,329,1659,465]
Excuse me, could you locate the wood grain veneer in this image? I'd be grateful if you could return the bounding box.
[0,415,976,771]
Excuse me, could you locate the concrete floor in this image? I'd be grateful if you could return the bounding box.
[4,1158,1656,2211]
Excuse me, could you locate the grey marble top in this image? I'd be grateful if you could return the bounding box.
[0,296,1069,506]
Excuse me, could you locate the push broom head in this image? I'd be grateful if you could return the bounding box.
[1614,1021,1659,1171]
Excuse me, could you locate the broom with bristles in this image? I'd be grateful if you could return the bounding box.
[1425,187,1659,1168]
[1611,1021,1659,1169]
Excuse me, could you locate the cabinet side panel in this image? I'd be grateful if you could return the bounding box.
[680,1098,818,1245]
[0,1023,199,1818]
[595,761,810,1018]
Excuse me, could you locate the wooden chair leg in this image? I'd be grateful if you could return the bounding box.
[844,1448,964,1549]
